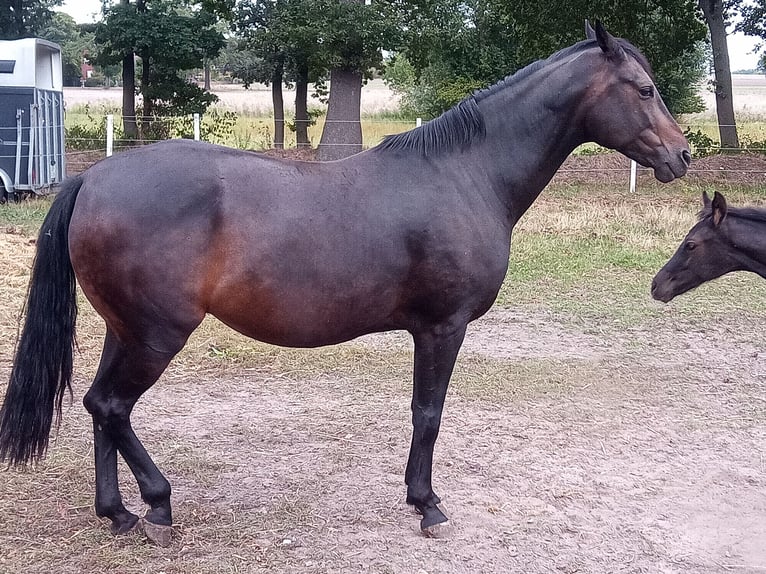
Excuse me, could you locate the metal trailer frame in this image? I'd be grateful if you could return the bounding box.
[0,38,66,201]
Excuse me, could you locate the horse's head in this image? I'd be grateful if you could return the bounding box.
[651,191,735,302]
[581,22,690,182]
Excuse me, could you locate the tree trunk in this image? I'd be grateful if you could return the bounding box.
[204,60,211,91]
[699,0,740,151]
[121,0,137,139]
[141,57,153,136]
[295,64,310,148]
[272,66,285,149]
[122,52,137,139]
[318,68,363,161]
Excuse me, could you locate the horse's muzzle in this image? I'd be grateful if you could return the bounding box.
[650,277,674,303]
[653,148,691,183]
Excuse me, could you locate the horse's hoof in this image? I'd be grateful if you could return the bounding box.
[420,506,450,537]
[141,518,173,547]
[421,518,452,538]
[110,513,140,536]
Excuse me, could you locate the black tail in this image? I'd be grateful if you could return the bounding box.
[0,176,84,465]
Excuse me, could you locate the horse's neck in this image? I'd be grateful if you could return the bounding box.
[729,217,766,278]
[471,63,589,223]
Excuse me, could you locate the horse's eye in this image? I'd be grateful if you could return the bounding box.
[639,86,654,99]
[685,241,696,251]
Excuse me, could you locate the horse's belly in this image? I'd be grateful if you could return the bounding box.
[208,280,400,348]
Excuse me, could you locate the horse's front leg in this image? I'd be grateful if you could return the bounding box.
[405,324,467,532]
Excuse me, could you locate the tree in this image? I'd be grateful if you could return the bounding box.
[235,0,327,149]
[0,0,61,39]
[93,0,225,137]
[234,0,398,155]
[39,12,95,86]
[390,0,522,118]
[699,0,740,150]
[232,1,289,148]
[391,0,708,118]
[316,0,399,160]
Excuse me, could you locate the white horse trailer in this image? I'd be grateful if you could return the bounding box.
[0,38,66,200]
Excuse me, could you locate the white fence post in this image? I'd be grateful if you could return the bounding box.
[629,159,637,193]
[193,113,200,141]
[106,114,114,157]
[416,117,422,128]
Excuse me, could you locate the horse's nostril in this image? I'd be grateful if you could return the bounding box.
[681,149,691,166]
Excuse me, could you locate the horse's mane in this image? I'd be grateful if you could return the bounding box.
[699,204,766,224]
[373,37,651,157]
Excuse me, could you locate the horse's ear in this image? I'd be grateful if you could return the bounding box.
[585,20,596,40]
[594,20,626,61]
[711,191,728,226]
[702,190,712,208]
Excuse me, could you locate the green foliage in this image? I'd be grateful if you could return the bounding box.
[135,108,238,142]
[736,0,766,72]
[0,0,61,39]
[233,0,400,91]
[65,104,238,148]
[284,107,323,132]
[93,0,225,115]
[141,69,219,116]
[65,104,119,150]
[37,12,94,86]
[390,0,708,118]
[739,134,766,155]
[684,128,719,157]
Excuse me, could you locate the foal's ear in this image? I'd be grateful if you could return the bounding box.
[594,21,626,61]
[702,190,712,208]
[585,20,596,40]
[711,191,728,226]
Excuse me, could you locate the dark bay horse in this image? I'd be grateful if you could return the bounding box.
[652,191,766,302]
[0,23,689,543]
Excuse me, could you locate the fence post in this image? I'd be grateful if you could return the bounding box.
[193,113,200,141]
[416,117,422,128]
[106,114,114,157]
[629,159,637,193]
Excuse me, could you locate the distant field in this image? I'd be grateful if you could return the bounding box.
[64,74,766,116]
[63,78,402,116]
[692,74,766,117]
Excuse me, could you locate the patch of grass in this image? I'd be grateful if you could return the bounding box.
[0,196,53,234]
[64,104,417,151]
[497,181,766,327]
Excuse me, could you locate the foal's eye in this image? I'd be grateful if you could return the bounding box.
[639,86,654,99]
[685,241,697,251]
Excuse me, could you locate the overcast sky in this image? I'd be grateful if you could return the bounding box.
[57,0,763,71]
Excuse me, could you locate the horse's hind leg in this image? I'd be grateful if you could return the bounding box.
[83,328,185,545]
